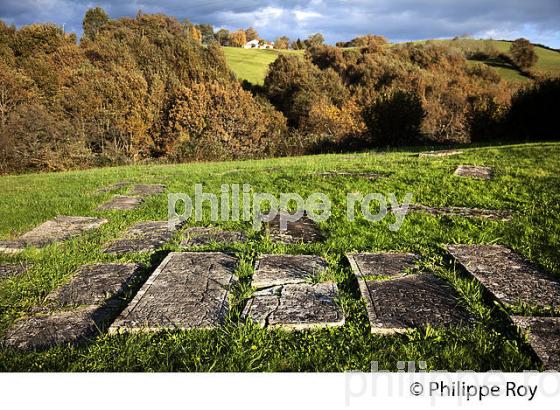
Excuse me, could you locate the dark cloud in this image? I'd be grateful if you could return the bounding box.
[1,0,559,47]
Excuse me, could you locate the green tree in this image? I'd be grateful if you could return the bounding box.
[82,7,109,40]
[215,28,230,46]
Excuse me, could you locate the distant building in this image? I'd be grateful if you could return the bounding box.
[243,39,274,49]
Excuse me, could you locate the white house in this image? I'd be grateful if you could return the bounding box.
[243,39,274,49]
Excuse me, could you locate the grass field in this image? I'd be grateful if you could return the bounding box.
[0,142,559,371]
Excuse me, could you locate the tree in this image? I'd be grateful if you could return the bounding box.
[305,33,324,48]
[215,29,230,46]
[245,27,259,42]
[188,25,202,43]
[82,7,109,41]
[275,36,289,49]
[229,29,247,47]
[510,38,538,70]
[197,24,215,44]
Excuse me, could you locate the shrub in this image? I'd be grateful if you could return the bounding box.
[510,38,538,70]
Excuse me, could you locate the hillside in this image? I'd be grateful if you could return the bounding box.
[1,142,559,371]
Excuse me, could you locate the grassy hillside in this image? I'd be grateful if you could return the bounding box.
[1,142,559,371]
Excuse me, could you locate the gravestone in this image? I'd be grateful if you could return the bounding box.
[97,181,129,193]
[318,171,385,180]
[181,227,246,247]
[97,195,143,211]
[46,263,142,307]
[242,282,344,330]
[110,252,238,332]
[267,212,325,244]
[511,316,560,371]
[252,254,328,289]
[447,244,560,310]
[0,216,107,253]
[393,204,512,221]
[454,165,493,180]
[347,253,418,279]
[0,263,28,280]
[129,184,166,196]
[418,150,462,158]
[104,221,178,255]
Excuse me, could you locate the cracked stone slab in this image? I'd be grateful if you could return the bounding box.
[2,305,117,350]
[318,171,386,180]
[104,221,178,255]
[347,253,419,279]
[394,204,512,222]
[45,263,143,307]
[181,227,247,247]
[97,195,144,211]
[129,184,166,196]
[0,216,107,253]
[97,181,129,193]
[511,316,560,371]
[447,244,560,310]
[110,252,238,332]
[0,263,29,280]
[356,274,473,334]
[252,254,328,289]
[418,150,462,158]
[454,165,493,180]
[267,212,325,244]
[242,282,344,330]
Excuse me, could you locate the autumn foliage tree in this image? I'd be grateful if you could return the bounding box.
[510,38,538,70]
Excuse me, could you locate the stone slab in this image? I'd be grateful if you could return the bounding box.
[97,181,129,193]
[103,221,177,255]
[45,263,142,307]
[394,204,512,221]
[347,253,419,279]
[97,195,143,211]
[3,305,116,350]
[0,263,29,280]
[110,252,238,332]
[180,227,246,247]
[252,254,328,289]
[454,165,493,180]
[318,171,385,180]
[129,184,166,196]
[447,244,560,310]
[0,216,107,253]
[267,212,325,244]
[242,282,344,330]
[356,274,473,334]
[512,316,560,371]
[418,150,462,158]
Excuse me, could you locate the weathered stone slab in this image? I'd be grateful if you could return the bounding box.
[110,252,238,332]
[318,171,385,180]
[447,244,560,310]
[97,195,143,211]
[393,204,512,221]
[512,316,560,370]
[0,216,107,253]
[3,305,115,350]
[0,263,29,280]
[252,254,328,289]
[129,184,166,196]
[347,253,419,279]
[97,181,129,193]
[104,221,178,255]
[267,212,325,244]
[418,150,462,158]
[242,282,344,330]
[45,263,142,307]
[180,227,246,247]
[356,274,473,334]
[454,165,493,180]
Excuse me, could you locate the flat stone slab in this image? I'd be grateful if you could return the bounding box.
[104,221,178,255]
[242,282,344,330]
[97,195,143,211]
[0,216,107,253]
[447,244,560,310]
[129,184,166,196]
[418,150,462,158]
[347,253,419,279]
[394,204,512,221]
[45,263,142,307]
[110,252,238,332]
[356,274,473,334]
[0,263,29,280]
[3,305,115,350]
[318,171,385,179]
[512,316,560,370]
[180,227,246,247]
[252,254,328,289]
[97,181,129,193]
[267,212,325,244]
[454,165,493,180]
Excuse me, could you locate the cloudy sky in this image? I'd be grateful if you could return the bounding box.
[1,0,559,47]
